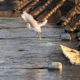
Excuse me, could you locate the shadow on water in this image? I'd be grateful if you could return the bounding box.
[0,0,15,11]
[49,63,80,80]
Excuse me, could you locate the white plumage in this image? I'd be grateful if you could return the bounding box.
[21,11,47,32]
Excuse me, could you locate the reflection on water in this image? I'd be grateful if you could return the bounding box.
[0,69,50,80]
[25,69,49,80]
[50,70,62,80]
[50,65,80,80]
[0,65,79,80]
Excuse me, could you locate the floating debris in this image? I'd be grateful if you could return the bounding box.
[60,32,71,41]
[48,62,62,72]
[60,45,80,65]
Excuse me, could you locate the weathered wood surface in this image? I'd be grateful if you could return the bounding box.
[0,18,80,80]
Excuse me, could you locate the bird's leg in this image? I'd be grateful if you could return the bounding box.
[37,32,42,40]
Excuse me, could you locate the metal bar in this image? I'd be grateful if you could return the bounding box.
[69,15,80,32]
[43,0,66,20]
[29,0,47,13]
[20,0,33,10]
[62,3,80,26]
[25,0,40,12]
[34,0,62,19]
[32,0,53,17]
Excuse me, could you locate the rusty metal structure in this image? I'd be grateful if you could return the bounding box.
[62,3,80,27]
[65,15,80,32]
[0,0,69,17]
[0,0,79,32]
[16,0,66,21]
[60,2,80,32]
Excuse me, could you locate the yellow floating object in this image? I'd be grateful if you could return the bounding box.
[60,45,80,65]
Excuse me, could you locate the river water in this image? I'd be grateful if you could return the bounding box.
[0,18,80,80]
